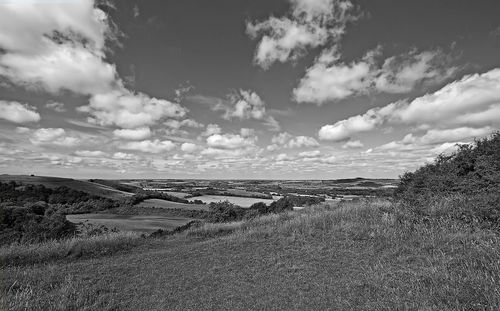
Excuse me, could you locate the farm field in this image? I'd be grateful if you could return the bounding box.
[66,213,194,233]
[190,194,278,207]
[137,199,208,211]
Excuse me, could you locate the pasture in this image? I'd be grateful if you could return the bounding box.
[66,213,194,233]
[190,194,277,207]
[136,199,208,211]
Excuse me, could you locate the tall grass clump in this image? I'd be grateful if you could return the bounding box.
[0,231,142,267]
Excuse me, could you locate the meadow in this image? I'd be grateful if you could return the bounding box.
[66,213,195,233]
[2,199,500,310]
[136,198,208,211]
[1,133,498,310]
[189,194,277,207]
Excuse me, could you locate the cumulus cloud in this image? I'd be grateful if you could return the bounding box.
[342,140,364,149]
[30,128,80,147]
[287,136,319,148]
[0,100,40,123]
[318,111,382,141]
[113,127,151,140]
[247,0,355,68]
[269,132,319,149]
[201,124,222,137]
[0,0,191,132]
[181,142,198,153]
[206,133,257,150]
[112,152,137,160]
[215,90,280,131]
[165,118,203,130]
[75,150,106,157]
[294,48,456,104]
[0,0,117,94]
[119,139,176,154]
[79,89,187,129]
[45,101,66,112]
[319,68,500,143]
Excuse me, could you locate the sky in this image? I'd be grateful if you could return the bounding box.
[0,0,499,179]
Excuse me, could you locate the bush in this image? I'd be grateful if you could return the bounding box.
[207,201,247,223]
[395,132,500,227]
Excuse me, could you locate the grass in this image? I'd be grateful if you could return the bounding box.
[66,213,196,233]
[136,198,207,211]
[189,194,276,207]
[2,199,500,310]
[0,231,142,267]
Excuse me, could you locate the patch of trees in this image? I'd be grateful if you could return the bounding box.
[0,181,119,245]
[0,202,76,245]
[395,132,500,227]
[207,195,323,223]
[0,181,117,212]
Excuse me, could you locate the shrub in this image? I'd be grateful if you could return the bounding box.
[395,132,500,227]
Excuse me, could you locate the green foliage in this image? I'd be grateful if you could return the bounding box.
[207,201,248,222]
[0,207,77,245]
[395,132,500,227]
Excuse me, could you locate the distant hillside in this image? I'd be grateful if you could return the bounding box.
[0,175,133,200]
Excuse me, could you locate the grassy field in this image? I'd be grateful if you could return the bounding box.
[0,175,133,200]
[136,199,207,211]
[2,199,499,310]
[190,194,276,207]
[66,213,195,233]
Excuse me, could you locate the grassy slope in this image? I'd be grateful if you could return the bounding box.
[137,199,208,211]
[2,200,500,310]
[0,175,133,199]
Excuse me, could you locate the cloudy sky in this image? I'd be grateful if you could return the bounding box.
[0,0,499,179]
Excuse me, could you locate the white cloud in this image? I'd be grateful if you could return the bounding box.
[0,100,40,123]
[294,48,455,104]
[342,140,364,149]
[299,150,321,157]
[0,0,190,132]
[318,111,381,141]
[120,139,176,154]
[165,118,203,129]
[247,0,355,68]
[45,101,66,112]
[30,128,80,147]
[181,142,198,153]
[206,133,257,150]
[112,152,137,160]
[269,132,319,149]
[240,128,255,137]
[79,89,187,129]
[319,68,500,142]
[217,90,280,131]
[0,0,117,94]
[201,124,222,137]
[113,127,151,140]
[75,150,106,157]
[287,136,319,148]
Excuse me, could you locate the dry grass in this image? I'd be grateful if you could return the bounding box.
[0,231,142,267]
[2,199,500,310]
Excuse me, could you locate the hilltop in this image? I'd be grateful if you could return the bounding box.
[0,175,133,200]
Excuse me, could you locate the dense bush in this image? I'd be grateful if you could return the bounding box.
[207,201,248,223]
[395,132,500,227]
[0,206,76,245]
